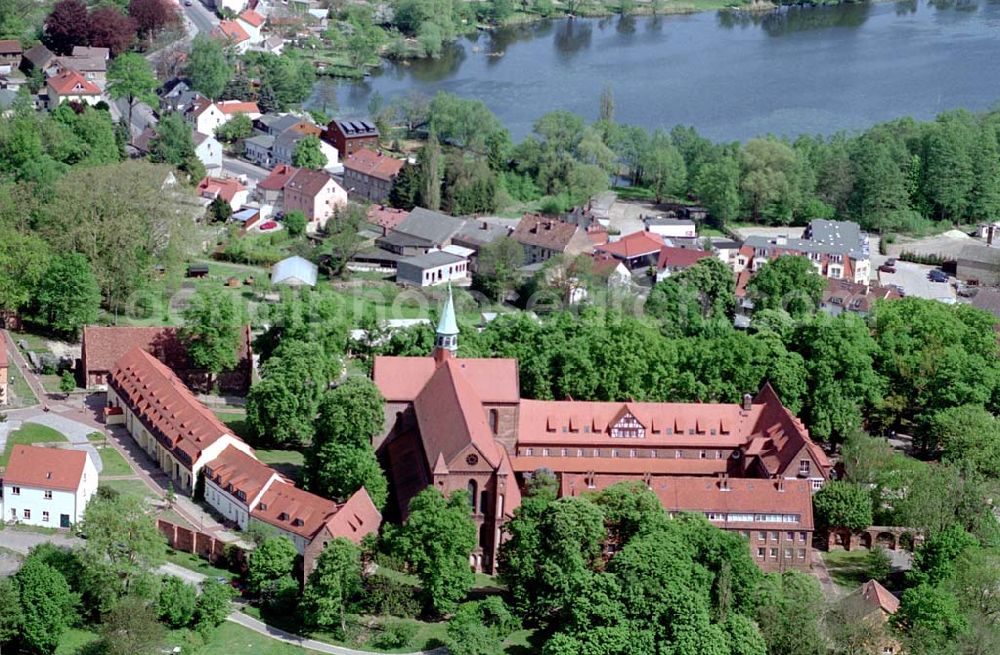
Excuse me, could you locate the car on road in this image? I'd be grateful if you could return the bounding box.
[878,258,897,273]
[928,269,949,283]
[184,0,192,5]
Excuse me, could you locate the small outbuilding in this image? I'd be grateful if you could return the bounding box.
[396,250,469,287]
[271,255,318,287]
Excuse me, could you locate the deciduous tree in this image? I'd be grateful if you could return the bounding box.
[181,286,245,377]
[44,0,90,55]
[128,0,180,45]
[194,578,235,634]
[34,252,101,337]
[746,254,825,317]
[292,135,326,170]
[87,6,137,55]
[247,536,298,597]
[158,576,197,628]
[108,53,160,130]
[80,492,166,594]
[97,595,165,655]
[186,35,232,100]
[14,559,77,655]
[812,481,873,532]
[302,538,362,637]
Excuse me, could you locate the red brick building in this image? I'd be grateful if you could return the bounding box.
[373,291,830,573]
[322,119,379,158]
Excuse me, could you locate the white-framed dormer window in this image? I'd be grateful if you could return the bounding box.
[799,459,811,476]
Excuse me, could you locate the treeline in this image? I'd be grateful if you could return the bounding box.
[383,90,1000,232]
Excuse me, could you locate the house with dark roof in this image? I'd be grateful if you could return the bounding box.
[373,292,831,573]
[375,207,465,256]
[737,220,871,284]
[322,118,379,157]
[834,580,902,654]
[512,213,597,265]
[1,445,99,528]
[820,279,900,318]
[20,43,54,75]
[0,40,22,71]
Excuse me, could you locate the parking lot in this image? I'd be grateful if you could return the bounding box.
[874,260,956,303]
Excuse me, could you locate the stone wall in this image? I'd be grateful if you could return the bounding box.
[157,519,248,571]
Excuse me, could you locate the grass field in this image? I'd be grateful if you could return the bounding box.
[822,549,871,590]
[213,409,250,440]
[97,446,134,477]
[0,422,67,465]
[255,449,305,482]
[163,547,236,582]
[100,479,158,503]
[55,622,325,655]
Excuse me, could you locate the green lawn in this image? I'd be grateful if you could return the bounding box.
[56,622,326,655]
[97,446,134,477]
[54,628,100,655]
[163,547,236,582]
[0,422,67,465]
[822,548,871,590]
[6,356,38,408]
[213,409,250,440]
[255,449,305,483]
[10,330,52,353]
[100,479,158,503]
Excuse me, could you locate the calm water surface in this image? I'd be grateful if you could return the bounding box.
[311,1,1000,142]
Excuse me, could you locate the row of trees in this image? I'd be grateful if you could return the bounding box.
[45,0,180,55]
[384,90,1000,232]
[0,491,235,655]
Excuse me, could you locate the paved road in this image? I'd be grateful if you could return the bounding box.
[222,156,271,186]
[0,528,83,555]
[28,413,104,474]
[183,0,219,35]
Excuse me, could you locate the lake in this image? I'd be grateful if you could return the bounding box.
[310,1,1000,143]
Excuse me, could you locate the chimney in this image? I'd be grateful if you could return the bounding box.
[720,474,730,492]
[741,393,753,412]
[776,235,787,246]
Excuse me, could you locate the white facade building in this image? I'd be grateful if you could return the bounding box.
[1,445,98,528]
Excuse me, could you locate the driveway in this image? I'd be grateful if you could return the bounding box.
[0,527,83,555]
[875,260,956,303]
[23,413,104,474]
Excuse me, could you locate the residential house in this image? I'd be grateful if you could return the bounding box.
[186,98,260,136]
[655,246,714,281]
[711,238,742,267]
[644,217,697,239]
[0,40,22,73]
[244,134,276,168]
[108,346,381,575]
[270,255,318,287]
[820,279,901,318]
[957,243,1000,286]
[272,121,322,166]
[80,325,253,394]
[396,250,470,287]
[451,220,512,255]
[737,219,871,284]
[193,132,223,171]
[0,335,7,405]
[254,113,303,136]
[367,205,410,234]
[342,148,405,203]
[46,69,102,107]
[282,168,347,232]
[591,253,632,290]
[53,46,110,87]
[835,580,902,655]
[322,119,379,158]
[0,71,26,92]
[213,20,252,54]
[373,293,831,572]
[376,207,465,257]
[219,0,249,13]
[198,176,249,210]
[250,35,284,55]
[594,231,665,270]
[106,348,254,493]
[20,43,55,75]
[256,163,297,211]
[237,9,266,45]
[1,446,98,528]
[512,213,598,265]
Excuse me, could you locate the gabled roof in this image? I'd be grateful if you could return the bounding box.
[344,148,405,181]
[238,9,265,27]
[214,20,250,44]
[513,214,586,252]
[203,445,278,503]
[3,445,89,492]
[197,176,245,202]
[595,231,664,259]
[0,39,22,55]
[271,255,318,286]
[22,44,54,68]
[71,46,109,60]
[285,168,336,197]
[329,119,378,138]
[656,246,714,271]
[109,348,233,468]
[47,69,101,96]
[412,358,500,469]
[258,163,298,191]
[373,356,519,403]
[393,207,464,245]
[217,100,260,115]
[367,205,409,231]
[858,579,900,615]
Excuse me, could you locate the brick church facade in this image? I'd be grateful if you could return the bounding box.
[373,290,831,573]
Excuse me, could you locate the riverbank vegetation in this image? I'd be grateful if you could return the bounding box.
[375,88,1000,235]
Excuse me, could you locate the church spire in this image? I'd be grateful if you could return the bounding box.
[434,285,459,361]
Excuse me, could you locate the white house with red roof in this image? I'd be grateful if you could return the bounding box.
[213,19,252,54]
[237,9,266,45]
[46,68,102,108]
[197,175,248,210]
[1,445,98,527]
[186,97,260,136]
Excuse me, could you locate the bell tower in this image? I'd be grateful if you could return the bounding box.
[433,285,459,362]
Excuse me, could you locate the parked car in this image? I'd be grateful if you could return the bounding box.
[879,260,896,273]
[890,284,906,297]
[184,0,192,5]
[929,269,949,283]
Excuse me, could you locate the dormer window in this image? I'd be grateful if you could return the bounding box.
[292,518,303,527]
[278,512,288,521]
[610,411,645,439]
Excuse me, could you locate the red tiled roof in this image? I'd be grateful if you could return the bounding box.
[656,246,714,271]
[563,475,814,530]
[251,479,341,538]
[412,358,501,468]
[312,487,383,545]
[82,326,188,377]
[822,278,900,313]
[4,445,89,492]
[198,176,246,203]
[109,348,233,468]
[214,20,250,44]
[590,253,622,276]
[344,148,405,182]
[217,100,260,115]
[735,269,751,298]
[513,214,586,251]
[238,9,265,27]
[203,445,279,503]
[47,68,101,96]
[367,205,410,231]
[595,231,664,259]
[515,457,729,476]
[258,163,297,191]
[859,579,900,615]
[372,355,519,403]
[286,168,336,198]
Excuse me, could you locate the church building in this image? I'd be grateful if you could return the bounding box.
[373,290,830,573]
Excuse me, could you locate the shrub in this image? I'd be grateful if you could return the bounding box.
[372,618,418,649]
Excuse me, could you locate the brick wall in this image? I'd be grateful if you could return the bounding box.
[157,519,248,570]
